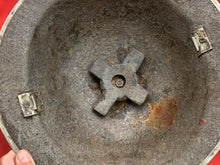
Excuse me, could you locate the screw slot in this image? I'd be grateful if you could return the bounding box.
[111,75,126,88]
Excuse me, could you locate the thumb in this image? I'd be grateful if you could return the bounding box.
[15,150,35,165]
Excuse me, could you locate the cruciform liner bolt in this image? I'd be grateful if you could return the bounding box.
[90,49,148,116]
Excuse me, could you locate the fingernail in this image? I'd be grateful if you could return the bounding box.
[17,150,31,163]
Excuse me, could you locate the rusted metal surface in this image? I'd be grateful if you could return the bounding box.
[146,97,178,128]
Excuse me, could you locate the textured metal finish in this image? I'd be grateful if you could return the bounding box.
[90,49,148,116]
[0,0,219,165]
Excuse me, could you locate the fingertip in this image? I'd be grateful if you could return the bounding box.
[8,150,16,156]
[15,150,35,165]
[0,150,16,165]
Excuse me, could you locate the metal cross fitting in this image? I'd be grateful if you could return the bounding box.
[90,49,148,116]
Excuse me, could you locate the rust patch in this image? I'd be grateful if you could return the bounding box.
[146,97,178,128]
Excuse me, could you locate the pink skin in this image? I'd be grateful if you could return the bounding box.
[0,150,35,165]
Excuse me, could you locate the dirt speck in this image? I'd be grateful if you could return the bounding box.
[146,97,178,128]
[116,101,127,109]
[91,83,100,90]
[139,75,147,87]
[90,138,102,147]
[115,110,120,114]
[131,119,136,124]
[108,59,114,66]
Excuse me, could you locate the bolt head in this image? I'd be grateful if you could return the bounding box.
[115,78,125,88]
[111,75,126,88]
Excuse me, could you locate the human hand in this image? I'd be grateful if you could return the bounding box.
[0,150,35,165]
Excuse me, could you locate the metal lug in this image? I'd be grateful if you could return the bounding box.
[191,27,212,56]
[18,92,43,118]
